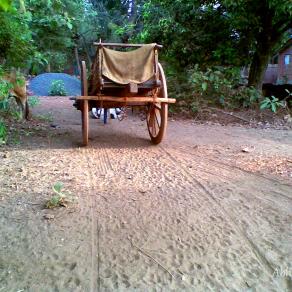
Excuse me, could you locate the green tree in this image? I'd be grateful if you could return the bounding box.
[140,0,292,89]
[0,1,33,68]
[222,0,292,89]
[139,1,243,69]
[0,0,12,11]
[87,0,145,42]
[26,0,84,73]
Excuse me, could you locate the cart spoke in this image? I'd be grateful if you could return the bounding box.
[154,108,161,129]
[152,113,157,136]
[149,108,155,130]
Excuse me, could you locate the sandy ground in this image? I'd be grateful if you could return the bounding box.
[0,96,292,291]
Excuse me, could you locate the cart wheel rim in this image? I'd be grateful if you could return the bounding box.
[146,63,168,143]
[147,104,163,138]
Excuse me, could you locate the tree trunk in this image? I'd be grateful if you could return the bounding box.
[74,46,81,76]
[248,49,271,90]
[81,36,92,67]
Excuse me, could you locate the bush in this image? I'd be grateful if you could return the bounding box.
[0,68,27,113]
[49,80,67,96]
[0,119,7,145]
[189,65,260,108]
[260,96,285,113]
[260,90,292,113]
[166,67,198,113]
[28,96,40,108]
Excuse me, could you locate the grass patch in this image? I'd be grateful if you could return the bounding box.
[35,112,53,122]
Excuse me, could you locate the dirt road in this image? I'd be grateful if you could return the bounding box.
[0,97,291,291]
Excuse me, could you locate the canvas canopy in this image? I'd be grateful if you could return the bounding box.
[100,44,156,84]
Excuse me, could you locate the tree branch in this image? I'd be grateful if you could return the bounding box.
[273,19,292,35]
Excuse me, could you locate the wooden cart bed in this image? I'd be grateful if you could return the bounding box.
[73,42,176,145]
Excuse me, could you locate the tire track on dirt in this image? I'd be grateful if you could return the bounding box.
[101,146,114,172]
[86,144,202,290]
[83,148,100,292]
[167,147,292,274]
[178,147,292,195]
[159,145,291,290]
[94,142,278,290]
[82,145,116,292]
[159,145,284,282]
[172,149,292,209]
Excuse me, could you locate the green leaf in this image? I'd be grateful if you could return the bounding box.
[67,22,73,30]
[271,103,276,113]
[53,182,63,194]
[202,82,208,91]
[260,101,269,110]
[0,0,12,11]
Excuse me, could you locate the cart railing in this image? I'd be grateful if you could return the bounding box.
[93,42,163,49]
[76,95,176,103]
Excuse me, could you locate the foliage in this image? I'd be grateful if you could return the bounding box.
[0,66,26,117]
[1,0,291,116]
[0,66,14,110]
[166,67,197,113]
[49,80,67,96]
[46,182,76,209]
[189,66,260,108]
[260,96,285,113]
[221,0,292,89]
[139,0,292,88]
[28,96,40,108]
[138,1,245,69]
[46,182,67,208]
[87,0,145,42]
[25,0,85,73]
[0,79,12,102]
[0,118,7,145]
[0,5,33,68]
[0,0,87,73]
[35,113,53,122]
[260,89,292,113]
[0,0,12,12]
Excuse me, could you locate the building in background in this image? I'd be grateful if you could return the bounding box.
[264,38,292,85]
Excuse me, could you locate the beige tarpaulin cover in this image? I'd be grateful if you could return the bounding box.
[101,44,156,84]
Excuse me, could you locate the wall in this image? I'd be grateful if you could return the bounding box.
[278,45,292,84]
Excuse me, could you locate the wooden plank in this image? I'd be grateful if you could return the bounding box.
[81,61,88,96]
[76,95,176,104]
[129,83,138,93]
[93,42,163,49]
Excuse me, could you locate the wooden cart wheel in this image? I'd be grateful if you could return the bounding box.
[147,63,168,144]
[81,61,89,146]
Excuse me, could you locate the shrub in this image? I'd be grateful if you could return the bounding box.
[49,80,67,96]
[166,67,198,113]
[0,67,26,111]
[260,96,285,113]
[0,72,12,111]
[0,119,7,145]
[28,96,40,108]
[189,65,260,108]
[260,90,292,113]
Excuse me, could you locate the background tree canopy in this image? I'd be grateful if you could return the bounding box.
[0,0,291,97]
